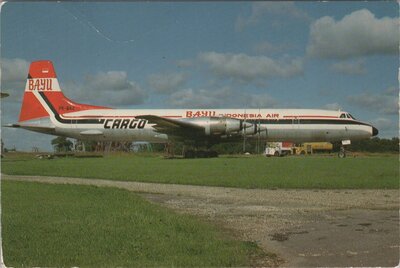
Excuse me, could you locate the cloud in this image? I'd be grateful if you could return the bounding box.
[370,117,399,138]
[0,59,147,151]
[384,86,397,96]
[247,93,277,108]
[330,60,366,75]
[199,52,303,83]
[0,59,147,107]
[371,118,398,131]
[176,59,194,68]
[0,58,30,102]
[322,103,342,111]
[236,2,310,31]
[167,86,278,109]
[307,9,399,59]
[253,41,292,54]
[168,87,233,108]
[147,72,187,93]
[64,71,147,106]
[1,58,29,126]
[1,58,29,84]
[0,58,53,151]
[347,87,398,115]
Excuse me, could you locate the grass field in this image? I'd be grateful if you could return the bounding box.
[1,154,397,266]
[1,153,398,189]
[2,180,263,267]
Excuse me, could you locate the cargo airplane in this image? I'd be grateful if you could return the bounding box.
[8,60,378,157]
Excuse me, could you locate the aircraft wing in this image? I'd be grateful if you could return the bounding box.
[4,123,56,135]
[136,115,205,140]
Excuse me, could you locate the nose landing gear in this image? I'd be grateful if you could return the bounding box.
[338,146,346,158]
[338,140,351,158]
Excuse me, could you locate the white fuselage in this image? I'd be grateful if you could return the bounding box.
[15,61,378,146]
[31,108,375,143]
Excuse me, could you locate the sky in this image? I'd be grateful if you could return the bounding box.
[1,1,398,151]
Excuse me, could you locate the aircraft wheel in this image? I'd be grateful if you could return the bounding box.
[274,151,280,157]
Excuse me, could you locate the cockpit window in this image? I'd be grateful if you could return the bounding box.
[346,114,351,119]
[349,114,356,120]
[340,113,346,118]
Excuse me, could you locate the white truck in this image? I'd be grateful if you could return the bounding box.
[264,142,293,157]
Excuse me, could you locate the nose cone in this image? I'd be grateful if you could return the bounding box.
[372,126,379,136]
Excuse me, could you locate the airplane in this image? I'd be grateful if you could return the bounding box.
[7,60,378,157]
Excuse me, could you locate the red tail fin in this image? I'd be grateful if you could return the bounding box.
[19,60,109,122]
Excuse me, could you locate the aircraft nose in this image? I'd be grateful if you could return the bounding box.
[372,126,379,136]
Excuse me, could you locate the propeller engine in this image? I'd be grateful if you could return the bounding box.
[186,117,254,136]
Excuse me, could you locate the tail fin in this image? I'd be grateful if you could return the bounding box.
[19,60,109,122]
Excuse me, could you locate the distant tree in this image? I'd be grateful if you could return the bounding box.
[87,141,98,151]
[333,137,399,153]
[151,143,166,152]
[211,142,241,154]
[75,140,98,152]
[210,140,261,154]
[149,137,399,155]
[51,137,73,152]
[148,140,265,155]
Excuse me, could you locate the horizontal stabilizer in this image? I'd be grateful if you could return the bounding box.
[3,123,21,128]
[4,122,56,135]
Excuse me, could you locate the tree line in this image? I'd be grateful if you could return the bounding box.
[50,136,399,154]
[343,137,399,153]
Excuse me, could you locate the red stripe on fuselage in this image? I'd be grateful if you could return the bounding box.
[59,114,183,119]
[61,115,134,119]
[283,115,339,119]
[59,114,339,120]
[161,116,182,118]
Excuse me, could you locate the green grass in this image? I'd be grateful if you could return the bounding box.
[2,154,399,189]
[2,180,261,267]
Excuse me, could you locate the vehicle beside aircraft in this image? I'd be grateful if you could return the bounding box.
[8,60,378,157]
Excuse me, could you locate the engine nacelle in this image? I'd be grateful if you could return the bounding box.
[242,123,267,137]
[186,117,251,136]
